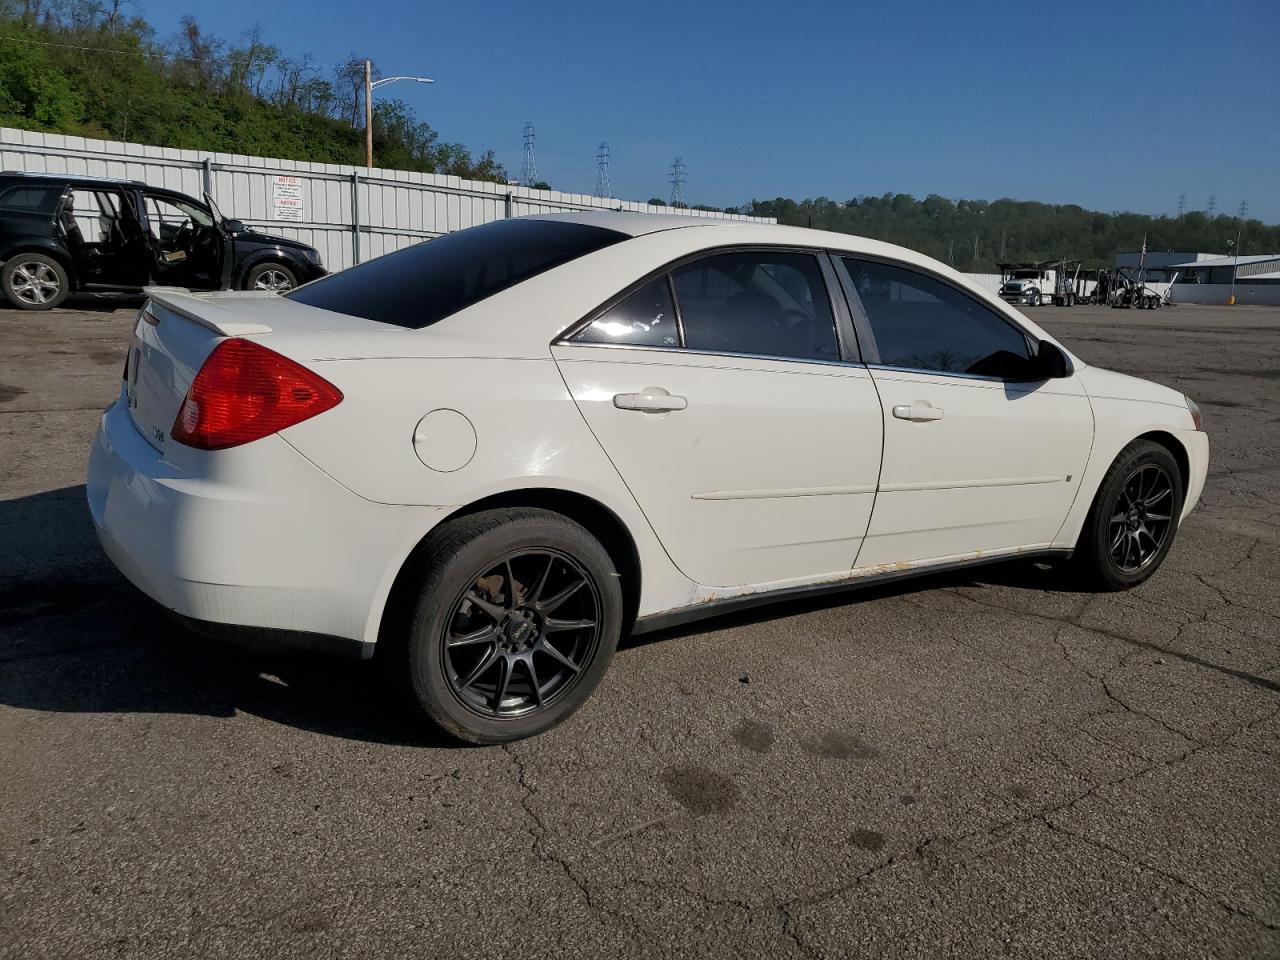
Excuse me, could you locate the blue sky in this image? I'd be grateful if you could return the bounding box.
[148,0,1280,221]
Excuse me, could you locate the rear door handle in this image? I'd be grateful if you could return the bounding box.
[613,388,687,413]
[892,400,945,422]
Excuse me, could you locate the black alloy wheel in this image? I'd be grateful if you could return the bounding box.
[388,507,622,744]
[1074,439,1184,591]
[442,549,602,719]
[1107,463,1176,574]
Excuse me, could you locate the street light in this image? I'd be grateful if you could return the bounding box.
[364,60,435,170]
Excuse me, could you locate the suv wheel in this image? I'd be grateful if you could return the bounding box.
[245,263,297,292]
[2,254,70,310]
[1073,440,1184,591]
[386,508,622,744]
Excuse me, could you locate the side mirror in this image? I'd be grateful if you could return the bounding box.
[224,219,245,234]
[1035,340,1072,379]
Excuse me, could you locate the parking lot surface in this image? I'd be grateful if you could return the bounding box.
[1,298,1277,959]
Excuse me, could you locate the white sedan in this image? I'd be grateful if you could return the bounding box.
[87,213,1209,743]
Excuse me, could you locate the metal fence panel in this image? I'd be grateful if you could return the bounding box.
[1,127,773,273]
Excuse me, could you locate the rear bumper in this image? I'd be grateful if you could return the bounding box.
[87,395,447,657]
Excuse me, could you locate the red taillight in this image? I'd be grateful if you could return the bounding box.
[171,338,342,450]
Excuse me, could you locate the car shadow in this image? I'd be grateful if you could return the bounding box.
[4,486,1079,745]
[0,485,456,749]
[620,556,1081,649]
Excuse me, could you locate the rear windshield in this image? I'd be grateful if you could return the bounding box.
[286,219,628,329]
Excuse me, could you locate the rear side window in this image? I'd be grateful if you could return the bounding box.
[672,252,839,361]
[572,278,679,347]
[841,258,1033,378]
[287,219,627,329]
[0,185,63,214]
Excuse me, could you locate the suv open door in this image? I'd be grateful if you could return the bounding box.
[138,190,226,290]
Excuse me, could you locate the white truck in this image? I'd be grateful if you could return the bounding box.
[999,265,1057,306]
[998,260,1086,307]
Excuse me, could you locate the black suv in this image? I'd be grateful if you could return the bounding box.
[0,172,326,310]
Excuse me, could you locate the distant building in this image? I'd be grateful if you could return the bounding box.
[1167,253,1280,285]
[1115,251,1222,270]
[1113,251,1223,281]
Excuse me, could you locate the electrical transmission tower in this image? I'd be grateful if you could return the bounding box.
[594,141,611,198]
[1207,194,1217,219]
[1238,200,1248,221]
[1176,193,1186,218]
[522,123,537,187]
[668,157,686,207]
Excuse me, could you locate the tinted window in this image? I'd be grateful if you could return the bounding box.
[0,185,62,214]
[842,258,1033,378]
[288,219,627,329]
[672,252,839,361]
[573,278,679,347]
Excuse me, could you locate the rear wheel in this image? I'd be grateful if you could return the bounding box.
[1073,440,1184,591]
[244,262,297,292]
[2,253,70,310]
[387,508,622,744]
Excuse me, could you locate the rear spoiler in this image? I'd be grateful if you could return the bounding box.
[143,287,272,337]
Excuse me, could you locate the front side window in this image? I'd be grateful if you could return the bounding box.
[572,278,678,347]
[671,252,839,361]
[842,258,1033,378]
[144,195,213,240]
[289,219,628,329]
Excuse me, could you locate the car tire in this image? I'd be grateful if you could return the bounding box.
[2,253,70,310]
[1073,440,1184,591]
[244,262,298,292]
[385,507,622,744]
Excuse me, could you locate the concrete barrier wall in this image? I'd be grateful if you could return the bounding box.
[1,127,772,272]
[1168,283,1280,306]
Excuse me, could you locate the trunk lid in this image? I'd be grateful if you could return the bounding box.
[125,291,266,453]
[124,288,394,454]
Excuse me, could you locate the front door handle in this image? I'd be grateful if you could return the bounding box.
[613,388,687,413]
[892,400,945,422]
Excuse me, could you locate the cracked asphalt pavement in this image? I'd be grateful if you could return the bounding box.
[1,298,1277,959]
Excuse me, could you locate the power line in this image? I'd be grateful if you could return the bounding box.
[0,32,219,64]
[594,141,611,198]
[668,156,685,207]
[521,122,537,187]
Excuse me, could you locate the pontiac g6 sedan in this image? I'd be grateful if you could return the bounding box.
[87,213,1209,743]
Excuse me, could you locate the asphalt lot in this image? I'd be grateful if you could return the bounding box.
[1,297,1277,959]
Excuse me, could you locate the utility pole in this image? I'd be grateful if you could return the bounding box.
[668,157,686,207]
[999,229,1006,259]
[364,59,374,170]
[1229,217,1244,306]
[594,141,611,198]
[362,66,433,170]
[522,123,537,187]
[972,232,979,264]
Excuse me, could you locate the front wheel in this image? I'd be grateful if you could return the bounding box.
[1030,289,1042,306]
[244,262,297,292]
[1073,440,1184,591]
[387,508,622,744]
[2,253,70,310]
